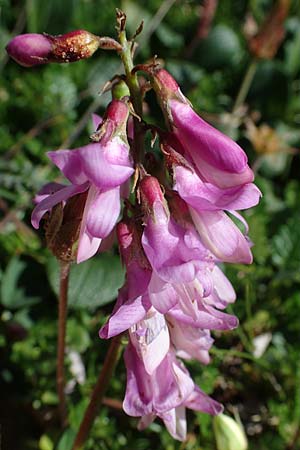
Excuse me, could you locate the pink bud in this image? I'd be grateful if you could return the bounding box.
[6,30,100,67]
[105,99,129,125]
[152,68,179,94]
[6,33,52,67]
[146,68,188,129]
[139,176,165,208]
[91,99,129,144]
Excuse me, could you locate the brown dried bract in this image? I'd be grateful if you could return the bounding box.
[44,192,87,262]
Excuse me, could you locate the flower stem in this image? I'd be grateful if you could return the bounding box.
[57,260,70,428]
[71,335,123,450]
[232,60,258,114]
[119,30,142,116]
[118,28,145,164]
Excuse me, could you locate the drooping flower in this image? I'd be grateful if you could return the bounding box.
[95,66,259,438]
[160,127,261,263]
[32,99,134,263]
[123,309,223,441]
[150,68,254,189]
[99,218,152,339]
[139,176,237,322]
[100,185,238,342]
[148,67,261,264]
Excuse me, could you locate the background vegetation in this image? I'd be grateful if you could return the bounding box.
[1,0,300,449]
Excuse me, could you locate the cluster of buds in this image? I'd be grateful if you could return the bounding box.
[6,20,260,441]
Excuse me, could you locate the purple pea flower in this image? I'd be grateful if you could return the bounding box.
[125,305,223,440]
[161,138,261,263]
[166,312,214,365]
[123,336,223,441]
[32,99,134,263]
[100,189,238,340]
[151,68,255,189]
[139,177,238,324]
[99,219,152,339]
[98,209,235,440]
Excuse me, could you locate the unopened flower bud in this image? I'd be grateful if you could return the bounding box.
[213,414,248,450]
[152,68,180,97]
[6,33,52,67]
[6,30,100,67]
[91,98,130,143]
[105,99,129,126]
[139,176,165,208]
[48,29,100,62]
[139,176,170,223]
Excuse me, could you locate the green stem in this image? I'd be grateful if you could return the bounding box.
[57,261,70,429]
[118,29,144,164]
[119,30,142,116]
[232,60,258,114]
[227,304,253,353]
[71,335,123,450]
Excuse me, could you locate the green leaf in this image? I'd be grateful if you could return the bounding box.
[1,257,40,309]
[67,318,91,352]
[56,429,76,450]
[272,214,300,271]
[46,254,124,311]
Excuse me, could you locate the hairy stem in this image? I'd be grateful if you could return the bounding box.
[119,30,142,116]
[57,261,70,428]
[71,335,123,450]
[119,28,145,164]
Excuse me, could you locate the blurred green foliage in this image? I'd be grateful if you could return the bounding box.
[1,0,300,449]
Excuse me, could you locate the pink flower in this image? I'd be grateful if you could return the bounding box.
[161,140,261,264]
[166,312,214,365]
[123,332,223,441]
[151,68,254,189]
[31,99,134,263]
[99,219,152,339]
[100,202,238,339]
[98,212,234,441]
[139,177,239,321]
